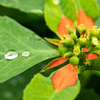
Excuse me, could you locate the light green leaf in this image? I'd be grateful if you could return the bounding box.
[23,73,80,100]
[74,0,99,21]
[0,16,60,83]
[0,0,45,14]
[45,0,77,37]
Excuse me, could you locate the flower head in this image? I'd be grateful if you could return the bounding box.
[43,10,99,91]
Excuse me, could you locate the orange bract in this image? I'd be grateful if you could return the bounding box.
[45,58,68,70]
[58,16,75,38]
[77,10,94,37]
[83,48,89,52]
[85,53,99,60]
[51,64,77,91]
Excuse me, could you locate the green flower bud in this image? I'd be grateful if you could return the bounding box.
[64,51,73,57]
[70,33,77,42]
[73,45,80,56]
[62,37,75,47]
[89,26,99,39]
[77,24,87,35]
[79,37,87,47]
[96,43,100,49]
[69,56,79,66]
[58,44,68,54]
[68,29,74,35]
[90,29,98,38]
[91,36,98,46]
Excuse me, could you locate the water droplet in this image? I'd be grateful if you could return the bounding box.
[4,51,18,60]
[22,51,30,57]
[52,0,59,5]
[3,91,13,99]
[34,35,41,40]
[11,79,17,86]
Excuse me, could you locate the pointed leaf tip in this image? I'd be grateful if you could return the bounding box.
[45,37,62,46]
[51,64,77,91]
[44,57,68,71]
[77,10,94,37]
[58,16,75,38]
[84,53,99,60]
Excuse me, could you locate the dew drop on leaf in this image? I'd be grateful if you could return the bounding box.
[52,0,59,5]
[4,51,18,60]
[22,51,30,57]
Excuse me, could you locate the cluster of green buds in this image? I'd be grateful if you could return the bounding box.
[58,24,100,66]
[89,26,100,48]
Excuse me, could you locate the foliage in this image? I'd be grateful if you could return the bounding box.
[0,0,100,100]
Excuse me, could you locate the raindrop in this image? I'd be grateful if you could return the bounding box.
[22,51,30,57]
[3,91,13,99]
[34,35,41,40]
[4,50,18,60]
[11,79,18,86]
[52,0,59,5]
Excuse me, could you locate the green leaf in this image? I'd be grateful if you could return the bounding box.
[0,16,60,83]
[45,0,77,37]
[76,89,100,100]
[0,0,45,14]
[95,0,100,27]
[23,73,80,100]
[74,0,99,21]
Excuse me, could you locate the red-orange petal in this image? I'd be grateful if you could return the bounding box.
[77,10,94,37]
[58,16,75,38]
[84,53,99,59]
[83,48,89,52]
[44,57,68,70]
[51,64,77,91]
